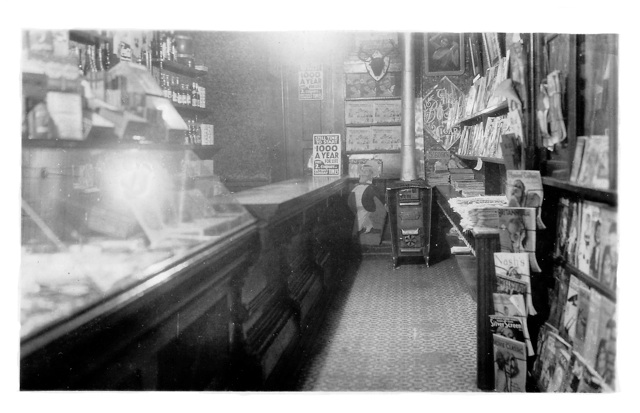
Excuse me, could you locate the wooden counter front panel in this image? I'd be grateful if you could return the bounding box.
[235,177,354,387]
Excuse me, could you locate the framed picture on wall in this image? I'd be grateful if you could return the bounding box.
[345,72,402,100]
[425,33,465,76]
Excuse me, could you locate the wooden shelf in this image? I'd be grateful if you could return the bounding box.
[455,154,505,164]
[452,100,509,127]
[554,256,616,303]
[153,60,207,78]
[22,139,219,158]
[69,30,110,45]
[344,97,401,101]
[191,145,220,159]
[346,150,400,155]
[174,105,211,116]
[542,177,617,206]
[345,123,401,127]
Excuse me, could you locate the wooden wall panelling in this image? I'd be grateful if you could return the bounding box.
[284,65,304,179]
[191,31,284,189]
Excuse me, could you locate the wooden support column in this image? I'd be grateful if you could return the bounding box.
[473,227,500,391]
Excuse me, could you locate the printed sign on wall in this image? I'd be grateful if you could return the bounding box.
[299,64,323,100]
[313,134,341,176]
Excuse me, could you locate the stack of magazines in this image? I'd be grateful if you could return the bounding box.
[449,167,474,182]
[427,161,451,186]
[454,180,486,197]
[448,195,508,231]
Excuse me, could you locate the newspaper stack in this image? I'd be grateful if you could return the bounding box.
[466,206,500,229]
[456,181,486,197]
[448,195,508,231]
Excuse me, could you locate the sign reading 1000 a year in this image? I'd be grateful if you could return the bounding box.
[313,134,341,177]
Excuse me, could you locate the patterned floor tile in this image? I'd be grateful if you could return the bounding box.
[289,256,480,392]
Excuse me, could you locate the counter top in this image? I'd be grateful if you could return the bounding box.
[233,176,350,223]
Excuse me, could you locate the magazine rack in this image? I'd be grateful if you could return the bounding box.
[433,185,500,390]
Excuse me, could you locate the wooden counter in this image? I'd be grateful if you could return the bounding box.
[233,176,354,388]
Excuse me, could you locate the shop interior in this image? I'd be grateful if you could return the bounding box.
[19,29,618,394]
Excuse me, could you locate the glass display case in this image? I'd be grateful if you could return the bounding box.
[21,145,256,341]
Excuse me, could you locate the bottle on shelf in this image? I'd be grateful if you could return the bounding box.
[191,81,199,107]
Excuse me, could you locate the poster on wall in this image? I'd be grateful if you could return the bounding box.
[313,134,342,176]
[346,127,373,152]
[374,100,402,123]
[299,64,323,100]
[423,76,464,145]
[345,72,401,99]
[345,101,375,125]
[348,158,383,178]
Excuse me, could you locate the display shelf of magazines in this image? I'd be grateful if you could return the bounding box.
[452,100,509,128]
[541,177,617,206]
[173,104,210,116]
[455,154,505,165]
[553,256,616,302]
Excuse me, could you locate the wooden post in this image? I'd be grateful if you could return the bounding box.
[473,228,500,391]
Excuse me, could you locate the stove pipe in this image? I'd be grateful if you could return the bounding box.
[400,32,417,182]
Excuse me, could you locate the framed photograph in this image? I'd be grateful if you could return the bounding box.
[425,33,465,76]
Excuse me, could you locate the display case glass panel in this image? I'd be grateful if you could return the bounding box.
[21,146,255,339]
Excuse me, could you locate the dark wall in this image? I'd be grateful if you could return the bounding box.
[191,31,286,190]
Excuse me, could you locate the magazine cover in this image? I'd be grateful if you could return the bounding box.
[598,206,618,291]
[555,197,571,260]
[539,331,572,392]
[560,275,581,343]
[577,363,607,393]
[495,274,527,297]
[532,323,551,381]
[494,252,537,315]
[492,293,526,317]
[547,266,569,328]
[576,201,602,277]
[572,280,592,356]
[496,207,541,272]
[565,199,582,266]
[490,314,534,356]
[582,288,603,365]
[493,334,527,392]
[506,170,545,229]
[547,345,572,392]
[536,329,556,391]
[569,136,587,183]
[593,298,616,389]
[561,351,588,393]
[576,135,610,190]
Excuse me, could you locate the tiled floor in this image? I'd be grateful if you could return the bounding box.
[290,255,480,392]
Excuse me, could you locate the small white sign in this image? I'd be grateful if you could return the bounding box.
[299,64,323,101]
[312,134,341,176]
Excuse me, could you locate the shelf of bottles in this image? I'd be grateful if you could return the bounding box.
[157,73,206,111]
[68,32,112,76]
